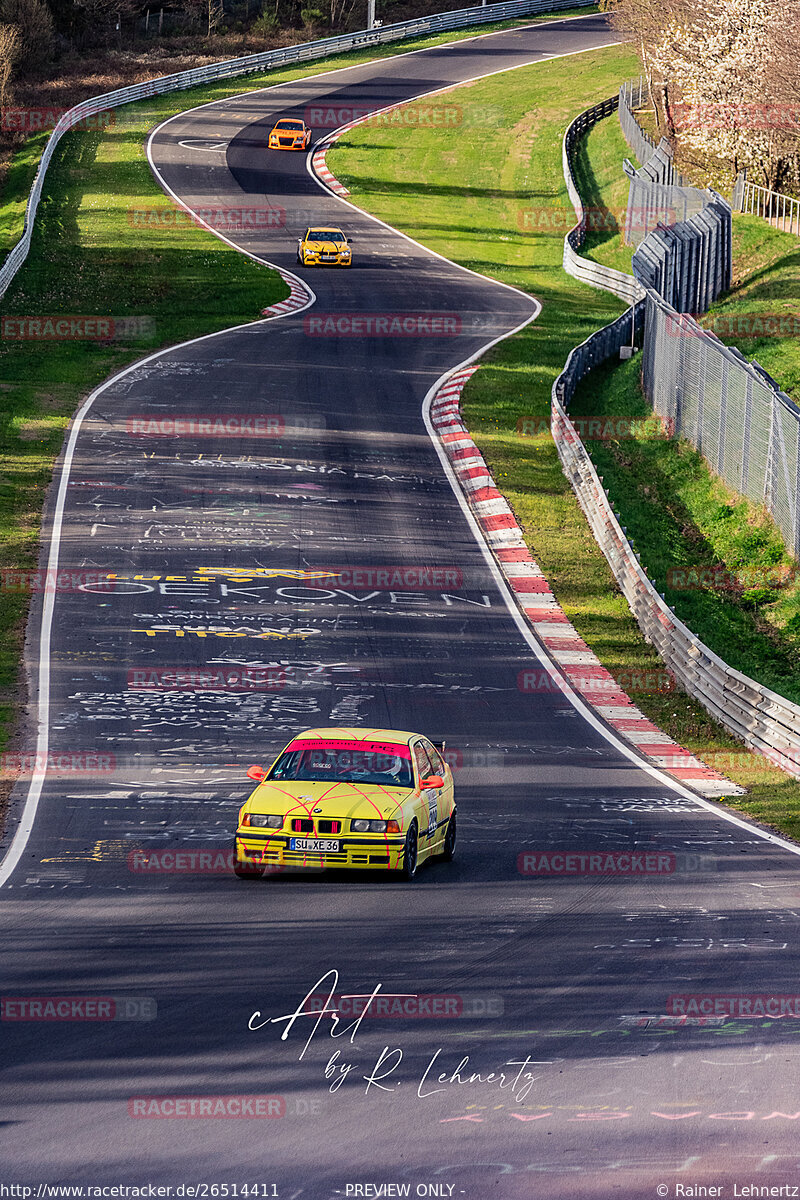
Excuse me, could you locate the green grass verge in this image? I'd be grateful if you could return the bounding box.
[568,359,800,695]
[330,43,800,836]
[0,133,50,257]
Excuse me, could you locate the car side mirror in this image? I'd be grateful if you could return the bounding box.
[421,775,444,790]
[247,765,266,782]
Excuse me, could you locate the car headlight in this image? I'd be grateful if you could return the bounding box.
[352,819,388,833]
[243,813,282,828]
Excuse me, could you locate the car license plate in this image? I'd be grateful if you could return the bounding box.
[290,837,340,853]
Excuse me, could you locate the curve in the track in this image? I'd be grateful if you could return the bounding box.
[3,18,800,1200]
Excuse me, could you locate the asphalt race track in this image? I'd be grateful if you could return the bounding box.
[3,14,800,1199]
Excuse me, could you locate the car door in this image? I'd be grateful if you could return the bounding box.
[412,740,438,859]
[421,738,453,851]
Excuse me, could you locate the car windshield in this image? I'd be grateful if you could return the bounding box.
[268,740,413,788]
[307,230,343,241]
[277,121,303,130]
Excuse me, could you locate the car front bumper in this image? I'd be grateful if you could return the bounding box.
[236,832,405,871]
[301,253,351,266]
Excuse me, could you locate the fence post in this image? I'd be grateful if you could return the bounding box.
[741,376,753,495]
[717,356,728,476]
[765,397,777,512]
[795,422,800,561]
[695,336,706,453]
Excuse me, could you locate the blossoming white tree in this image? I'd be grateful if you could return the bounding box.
[608,0,799,190]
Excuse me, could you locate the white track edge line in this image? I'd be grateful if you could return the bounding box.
[0,311,315,890]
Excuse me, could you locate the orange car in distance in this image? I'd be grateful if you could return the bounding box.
[268,118,312,150]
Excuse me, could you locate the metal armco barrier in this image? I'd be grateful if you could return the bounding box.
[561,96,645,304]
[554,95,800,778]
[0,0,593,301]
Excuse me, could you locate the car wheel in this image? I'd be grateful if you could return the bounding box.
[399,823,418,881]
[441,810,457,861]
[234,846,264,879]
[234,863,265,879]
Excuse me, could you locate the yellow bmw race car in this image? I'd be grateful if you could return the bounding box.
[268,118,312,150]
[297,227,352,267]
[234,727,455,881]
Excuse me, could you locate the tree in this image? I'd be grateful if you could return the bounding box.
[0,0,53,70]
[0,22,18,108]
[69,0,141,45]
[664,0,795,190]
[606,0,692,134]
[609,0,800,191]
[183,0,225,36]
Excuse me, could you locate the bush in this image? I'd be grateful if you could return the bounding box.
[251,8,278,33]
[742,586,779,607]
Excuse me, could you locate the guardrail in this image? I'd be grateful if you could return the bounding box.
[0,0,594,302]
[561,96,645,304]
[553,96,800,779]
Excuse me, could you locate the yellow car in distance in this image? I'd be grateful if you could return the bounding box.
[234,726,455,881]
[268,118,312,150]
[297,226,352,268]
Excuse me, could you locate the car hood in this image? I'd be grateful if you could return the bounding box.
[247,779,412,818]
[305,240,346,252]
